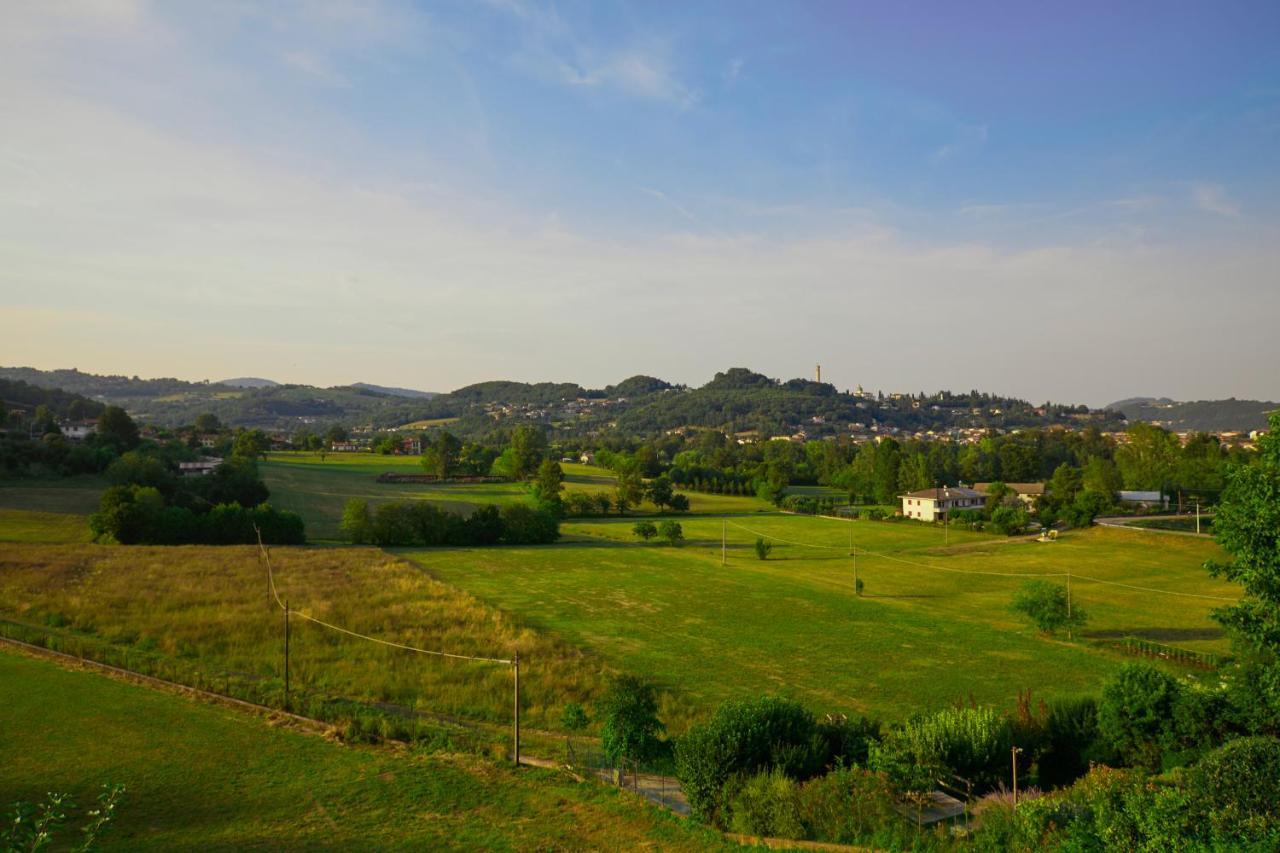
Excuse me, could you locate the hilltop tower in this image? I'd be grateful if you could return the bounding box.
[816,364,822,383]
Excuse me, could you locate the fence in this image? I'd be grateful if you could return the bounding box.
[1112,636,1225,670]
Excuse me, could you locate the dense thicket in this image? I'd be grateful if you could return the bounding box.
[340,499,559,547]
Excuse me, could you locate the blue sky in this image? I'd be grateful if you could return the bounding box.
[2,1,1278,405]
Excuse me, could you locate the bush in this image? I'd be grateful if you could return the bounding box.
[727,768,804,839]
[990,505,1030,535]
[1037,696,1104,788]
[754,538,773,560]
[361,500,558,547]
[674,696,823,825]
[1010,580,1086,634]
[796,766,897,844]
[1098,663,1182,770]
[595,675,665,768]
[658,519,683,545]
[498,503,560,545]
[632,520,657,541]
[1187,736,1280,842]
[873,706,1012,792]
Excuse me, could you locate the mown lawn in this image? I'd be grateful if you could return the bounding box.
[0,508,92,543]
[0,651,727,851]
[404,516,1237,730]
[0,476,105,514]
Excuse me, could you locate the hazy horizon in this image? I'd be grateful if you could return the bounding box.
[3,2,1279,408]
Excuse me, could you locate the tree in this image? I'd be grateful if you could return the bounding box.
[340,498,371,544]
[1115,423,1179,490]
[1082,456,1123,497]
[532,459,565,505]
[754,537,773,560]
[668,493,690,513]
[990,505,1029,536]
[1048,463,1084,506]
[615,462,644,511]
[632,520,657,541]
[194,413,222,433]
[658,519,684,545]
[646,475,674,511]
[1206,411,1280,732]
[510,425,548,480]
[1010,580,1086,634]
[983,480,1013,514]
[324,424,349,446]
[232,429,270,460]
[96,406,139,451]
[1098,663,1182,769]
[422,431,463,478]
[596,675,665,770]
[593,492,612,515]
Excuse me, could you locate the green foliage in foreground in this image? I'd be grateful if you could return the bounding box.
[1,784,124,853]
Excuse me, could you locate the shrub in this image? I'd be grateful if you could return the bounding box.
[340,498,371,544]
[632,520,657,541]
[873,706,1012,792]
[754,538,773,560]
[498,503,560,544]
[1037,696,1103,788]
[727,768,804,839]
[1010,580,1086,634]
[674,696,822,825]
[1098,663,1182,770]
[596,675,665,768]
[796,766,896,844]
[658,519,683,545]
[990,505,1030,535]
[1187,736,1280,842]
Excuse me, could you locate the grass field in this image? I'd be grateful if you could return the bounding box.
[404,515,1237,731]
[261,453,767,539]
[0,650,727,851]
[0,476,105,515]
[0,543,601,731]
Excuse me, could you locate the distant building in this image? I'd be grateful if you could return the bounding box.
[179,457,223,477]
[973,482,1046,509]
[579,451,596,464]
[900,486,986,522]
[1118,490,1168,509]
[60,420,97,441]
[330,441,363,452]
[399,437,422,455]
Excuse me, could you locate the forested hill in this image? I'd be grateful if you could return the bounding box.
[4,364,1125,436]
[1108,397,1278,432]
[0,378,105,420]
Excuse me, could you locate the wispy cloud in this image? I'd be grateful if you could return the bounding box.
[560,51,699,108]
[931,123,989,165]
[640,187,698,222]
[1190,183,1240,217]
[281,50,349,87]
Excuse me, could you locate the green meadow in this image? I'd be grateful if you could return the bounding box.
[0,650,727,851]
[405,515,1235,730]
[260,453,764,539]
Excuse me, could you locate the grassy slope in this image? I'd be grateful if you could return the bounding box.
[0,476,104,514]
[405,516,1236,730]
[0,651,726,851]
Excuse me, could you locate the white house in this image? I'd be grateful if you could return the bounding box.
[899,486,986,522]
[178,457,223,477]
[973,482,1046,510]
[59,421,97,441]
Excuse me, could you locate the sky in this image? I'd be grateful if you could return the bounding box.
[2,1,1279,407]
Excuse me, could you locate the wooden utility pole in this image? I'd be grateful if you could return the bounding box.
[853,547,859,596]
[283,599,291,711]
[848,522,853,557]
[1195,501,1201,535]
[512,650,521,766]
[1066,567,1073,640]
[1012,746,1022,808]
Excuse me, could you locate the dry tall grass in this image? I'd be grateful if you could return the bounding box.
[0,543,602,732]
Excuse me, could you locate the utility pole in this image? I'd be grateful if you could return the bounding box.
[721,519,726,566]
[853,547,859,596]
[1195,501,1201,535]
[848,521,853,557]
[283,599,290,711]
[1011,746,1022,808]
[512,650,521,766]
[1066,567,1073,640]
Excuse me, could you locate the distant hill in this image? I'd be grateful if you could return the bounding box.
[349,382,437,399]
[1108,397,1278,432]
[218,377,279,388]
[3,364,1129,437]
[0,378,105,420]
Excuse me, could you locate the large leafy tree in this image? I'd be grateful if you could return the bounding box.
[1207,412,1280,732]
[421,431,463,478]
[509,424,548,480]
[96,405,140,451]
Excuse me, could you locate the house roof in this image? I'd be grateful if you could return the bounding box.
[973,482,1046,496]
[900,487,984,501]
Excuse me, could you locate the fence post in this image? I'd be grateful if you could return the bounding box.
[283,599,290,711]
[512,649,520,766]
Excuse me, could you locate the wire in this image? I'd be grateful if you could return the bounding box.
[253,526,513,666]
